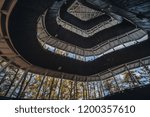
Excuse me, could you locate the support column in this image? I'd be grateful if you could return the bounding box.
[51,79,59,100]
[17,71,30,98]
[93,82,96,99]
[140,60,150,79]
[86,78,90,100]
[82,82,85,100]
[85,78,88,100]
[125,64,140,86]
[73,76,76,100]
[9,68,29,97]
[75,77,78,100]
[0,72,7,85]
[35,73,47,99]
[57,74,63,100]
[96,82,101,98]
[98,74,105,97]
[69,81,73,100]
[108,69,120,91]
[4,68,20,96]
[19,73,33,98]
[48,77,55,99]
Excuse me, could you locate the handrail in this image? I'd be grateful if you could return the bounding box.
[88,56,150,82]
[57,9,119,37]
[37,14,148,58]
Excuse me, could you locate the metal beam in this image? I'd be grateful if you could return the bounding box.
[16,71,29,98]
[51,79,59,100]
[19,73,33,98]
[108,69,120,91]
[98,74,105,97]
[57,74,63,100]
[82,82,85,100]
[87,79,90,99]
[139,60,150,83]
[75,77,78,99]
[140,60,150,77]
[4,68,20,96]
[125,64,140,86]
[35,73,47,99]
[9,68,29,97]
[48,77,55,99]
[69,81,73,100]
[93,82,97,99]
[73,76,76,100]
[96,82,102,98]
[0,72,7,85]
